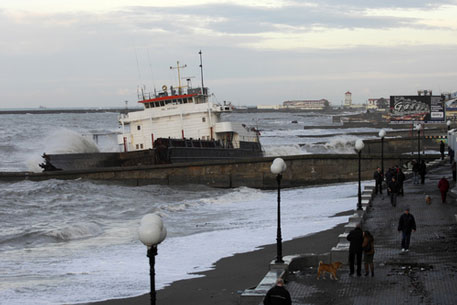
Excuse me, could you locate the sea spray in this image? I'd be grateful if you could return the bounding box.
[26,129,100,171]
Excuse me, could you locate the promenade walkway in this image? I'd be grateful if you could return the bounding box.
[286,163,457,305]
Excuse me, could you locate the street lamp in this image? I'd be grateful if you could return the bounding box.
[270,157,287,264]
[415,124,422,163]
[378,129,386,177]
[138,213,167,305]
[355,139,365,210]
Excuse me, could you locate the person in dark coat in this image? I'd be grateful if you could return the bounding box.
[385,167,393,195]
[398,207,416,252]
[412,160,419,184]
[440,141,445,160]
[373,167,384,195]
[263,278,292,305]
[418,160,427,184]
[388,176,400,207]
[362,230,375,277]
[438,177,450,203]
[397,168,405,196]
[347,223,363,276]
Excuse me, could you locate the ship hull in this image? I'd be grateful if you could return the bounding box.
[44,144,263,171]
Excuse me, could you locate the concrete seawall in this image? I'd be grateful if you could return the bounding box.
[0,153,440,189]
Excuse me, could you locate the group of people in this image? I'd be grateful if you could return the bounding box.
[346,207,417,277]
[346,224,375,277]
[374,165,409,207]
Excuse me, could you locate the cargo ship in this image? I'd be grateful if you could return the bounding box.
[40,53,263,171]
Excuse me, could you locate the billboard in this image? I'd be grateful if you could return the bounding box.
[389,95,445,123]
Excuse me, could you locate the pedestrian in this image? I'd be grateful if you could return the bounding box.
[385,167,393,195]
[347,223,363,277]
[388,176,399,207]
[362,230,375,277]
[412,160,419,184]
[397,168,405,196]
[418,160,427,184]
[397,207,416,253]
[438,176,450,203]
[263,278,292,305]
[450,148,454,164]
[373,167,384,195]
[440,140,445,160]
[452,161,456,182]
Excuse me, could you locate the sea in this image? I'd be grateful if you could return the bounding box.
[0,110,379,305]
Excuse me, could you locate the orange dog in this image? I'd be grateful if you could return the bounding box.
[316,261,343,280]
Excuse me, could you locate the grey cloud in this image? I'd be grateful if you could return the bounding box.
[123,1,445,36]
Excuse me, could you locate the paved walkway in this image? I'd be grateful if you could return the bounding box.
[286,162,457,305]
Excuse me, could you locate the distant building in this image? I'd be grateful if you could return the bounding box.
[283,99,329,110]
[367,98,389,111]
[344,91,352,107]
[257,104,283,110]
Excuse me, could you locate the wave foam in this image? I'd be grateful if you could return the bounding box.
[45,223,103,242]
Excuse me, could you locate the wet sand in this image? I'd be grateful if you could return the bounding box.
[87,220,347,305]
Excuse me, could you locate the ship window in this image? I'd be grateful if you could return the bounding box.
[140,144,144,149]
[136,144,139,149]
[202,117,206,122]
[137,125,141,130]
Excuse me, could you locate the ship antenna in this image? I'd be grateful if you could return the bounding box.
[199,50,205,94]
[170,61,187,95]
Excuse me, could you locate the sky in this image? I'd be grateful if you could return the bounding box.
[1,0,457,108]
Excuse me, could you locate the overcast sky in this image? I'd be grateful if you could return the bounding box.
[1,0,457,108]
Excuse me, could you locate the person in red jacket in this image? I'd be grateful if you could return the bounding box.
[438,177,450,203]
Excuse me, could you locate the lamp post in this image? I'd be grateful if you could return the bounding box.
[138,214,167,305]
[355,139,365,210]
[415,124,422,163]
[378,129,386,177]
[270,157,287,264]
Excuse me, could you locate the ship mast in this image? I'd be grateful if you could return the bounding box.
[170,61,187,95]
[199,50,205,94]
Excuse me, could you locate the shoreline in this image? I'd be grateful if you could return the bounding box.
[86,221,347,305]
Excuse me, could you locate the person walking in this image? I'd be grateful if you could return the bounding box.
[397,168,405,196]
[362,231,375,277]
[385,167,393,195]
[398,207,416,252]
[347,223,363,277]
[452,161,456,182]
[388,176,400,207]
[440,140,445,160]
[438,176,450,203]
[263,278,292,305]
[412,160,419,184]
[419,160,427,184]
[373,167,384,195]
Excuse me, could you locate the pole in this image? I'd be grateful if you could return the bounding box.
[147,246,157,305]
[199,50,204,94]
[275,174,283,263]
[381,137,384,177]
[357,150,362,210]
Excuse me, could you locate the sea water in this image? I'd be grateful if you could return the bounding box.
[0,111,371,305]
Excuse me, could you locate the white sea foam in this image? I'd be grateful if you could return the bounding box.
[25,129,100,172]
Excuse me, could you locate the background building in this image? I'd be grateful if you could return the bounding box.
[283,99,329,110]
[344,91,352,107]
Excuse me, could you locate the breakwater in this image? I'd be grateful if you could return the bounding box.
[0,153,440,189]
